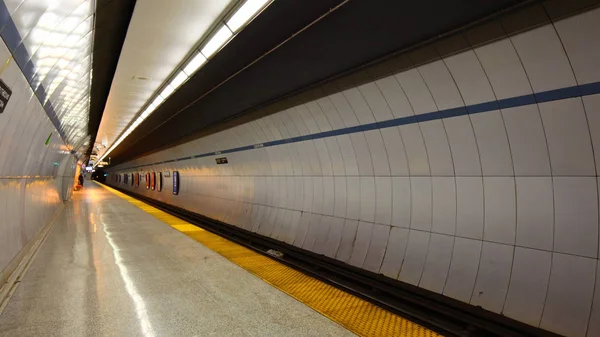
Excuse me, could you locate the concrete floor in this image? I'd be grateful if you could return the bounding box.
[0,183,353,336]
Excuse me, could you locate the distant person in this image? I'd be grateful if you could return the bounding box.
[78,173,84,186]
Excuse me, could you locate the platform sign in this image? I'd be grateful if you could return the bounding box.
[0,79,12,114]
[173,171,179,195]
[215,157,228,164]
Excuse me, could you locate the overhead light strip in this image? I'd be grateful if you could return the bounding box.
[227,0,270,32]
[182,53,207,76]
[94,0,272,167]
[200,25,233,58]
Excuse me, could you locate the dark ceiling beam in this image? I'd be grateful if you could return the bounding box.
[87,0,136,158]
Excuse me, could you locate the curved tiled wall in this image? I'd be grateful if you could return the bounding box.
[109,6,600,337]
[0,35,76,278]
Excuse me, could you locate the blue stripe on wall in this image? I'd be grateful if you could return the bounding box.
[119,81,600,171]
[0,0,66,141]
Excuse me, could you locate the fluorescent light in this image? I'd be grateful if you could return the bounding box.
[141,107,153,119]
[201,25,233,58]
[170,71,188,88]
[183,53,206,76]
[227,0,270,32]
[151,95,164,107]
[95,0,274,169]
[159,84,174,99]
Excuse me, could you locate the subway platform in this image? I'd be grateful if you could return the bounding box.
[0,182,359,336]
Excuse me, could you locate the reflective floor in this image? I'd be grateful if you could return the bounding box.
[0,183,353,336]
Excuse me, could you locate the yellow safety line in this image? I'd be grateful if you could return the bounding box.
[97,182,442,337]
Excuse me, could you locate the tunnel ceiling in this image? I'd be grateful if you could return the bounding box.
[87,0,137,158]
[108,0,530,166]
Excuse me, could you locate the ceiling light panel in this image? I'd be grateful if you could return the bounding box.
[201,25,233,58]
[151,95,165,107]
[227,0,270,32]
[10,0,96,155]
[159,84,175,99]
[170,71,188,88]
[183,52,207,76]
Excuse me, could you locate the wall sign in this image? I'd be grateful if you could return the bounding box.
[0,79,12,114]
[173,171,179,195]
[45,132,52,145]
[215,157,228,164]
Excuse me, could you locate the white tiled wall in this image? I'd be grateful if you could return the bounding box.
[0,38,75,276]
[110,8,600,337]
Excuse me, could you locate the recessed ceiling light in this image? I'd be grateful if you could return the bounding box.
[201,25,233,58]
[227,0,270,32]
[183,53,206,76]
